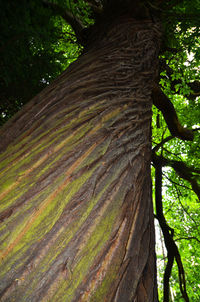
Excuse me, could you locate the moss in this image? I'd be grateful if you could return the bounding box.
[0,105,101,193]
[89,265,118,301]
[0,101,130,301]
[0,108,83,174]
[24,168,97,241]
[0,165,100,286]
[32,122,93,180]
[51,174,124,301]
[0,176,16,194]
[75,137,111,173]
[0,107,79,165]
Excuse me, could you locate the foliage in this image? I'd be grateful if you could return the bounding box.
[152,7,200,296]
[0,0,82,125]
[150,2,200,298]
[1,0,200,301]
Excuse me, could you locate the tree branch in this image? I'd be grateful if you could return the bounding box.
[188,81,200,99]
[84,0,103,13]
[165,12,200,21]
[163,171,200,231]
[152,85,194,141]
[154,158,189,302]
[153,127,200,154]
[42,0,86,44]
[152,153,200,200]
[175,236,200,244]
[152,136,174,153]
[162,0,185,10]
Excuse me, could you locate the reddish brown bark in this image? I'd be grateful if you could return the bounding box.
[0,16,161,301]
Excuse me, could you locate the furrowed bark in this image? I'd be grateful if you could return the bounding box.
[0,17,161,301]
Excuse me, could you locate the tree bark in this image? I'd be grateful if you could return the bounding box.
[0,16,161,301]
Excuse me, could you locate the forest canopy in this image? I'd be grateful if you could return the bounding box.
[0,0,200,301]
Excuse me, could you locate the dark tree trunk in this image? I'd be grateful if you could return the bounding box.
[0,16,161,301]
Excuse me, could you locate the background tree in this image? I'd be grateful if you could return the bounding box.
[0,0,200,301]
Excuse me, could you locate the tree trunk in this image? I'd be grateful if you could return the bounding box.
[0,16,161,301]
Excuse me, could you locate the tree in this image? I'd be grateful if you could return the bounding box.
[0,1,199,301]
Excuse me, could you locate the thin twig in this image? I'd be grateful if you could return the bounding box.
[175,237,200,244]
